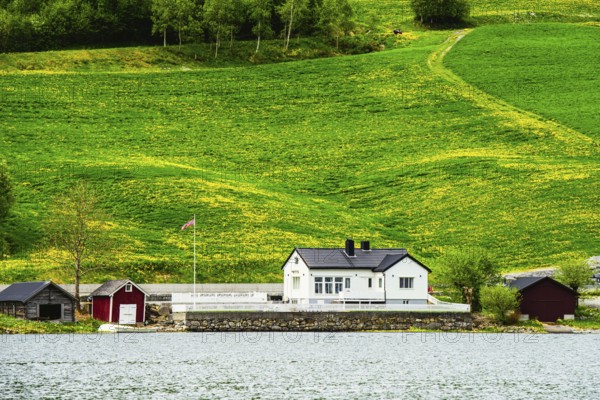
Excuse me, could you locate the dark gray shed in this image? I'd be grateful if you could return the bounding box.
[0,281,76,322]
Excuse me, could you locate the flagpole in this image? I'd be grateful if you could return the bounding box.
[193,213,196,310]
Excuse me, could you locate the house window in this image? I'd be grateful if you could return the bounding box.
[293,277,300,290]
[325,277,333,294]
[368,278,372,288]
[315,277,323,294]
[378,278,383,288]
[399,277,414,289]
[345,277,351,289]
[125,284,132,292]
[335,277,343,294]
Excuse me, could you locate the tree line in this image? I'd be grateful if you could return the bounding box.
[0,0,354,54]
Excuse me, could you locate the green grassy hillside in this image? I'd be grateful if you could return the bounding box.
[0,2,598,284]
[444,23,600,139]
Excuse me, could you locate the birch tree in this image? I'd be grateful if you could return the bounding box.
[277,0,309,51]
[151,0,173,47]
[247,0,273,53]
[204,0,240,58]
[172,0,198,49]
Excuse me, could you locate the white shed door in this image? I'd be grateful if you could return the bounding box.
[119,304,137,325]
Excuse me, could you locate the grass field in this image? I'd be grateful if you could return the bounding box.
[0,2,598,284]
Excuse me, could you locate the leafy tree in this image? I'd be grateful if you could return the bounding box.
[114,0,154,43]
[481,286,520,324]
[0,161,14,258]
[247,0,273,53]
[437,250,501,311]
[0,161,14,221]
[555,262,594,296]
[0,8,12,55]
[38,0,95,45]
[410,0,469,25]
[172,0,199,48]
[46,182,114,310]
[317,0,353,49]
[151,0,173,47]
[204,0,242,58]
[278,0,309,51]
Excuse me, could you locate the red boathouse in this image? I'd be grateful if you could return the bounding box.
[90,280,147,324]
[508,277,577,322]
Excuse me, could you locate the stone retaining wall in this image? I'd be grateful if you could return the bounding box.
[184,311,472,332]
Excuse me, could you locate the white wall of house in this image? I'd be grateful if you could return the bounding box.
[309,269,385,304]
[282,251,311,303]
[383,257,429,304]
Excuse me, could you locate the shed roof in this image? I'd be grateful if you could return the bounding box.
[285,248,431,272]
[508,276,576,294]
[0,281,76,303]
[90,279,148,297]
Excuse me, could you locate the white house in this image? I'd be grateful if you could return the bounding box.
[282,239,431,305]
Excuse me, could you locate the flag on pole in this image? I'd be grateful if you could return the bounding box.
[181,218,195,231]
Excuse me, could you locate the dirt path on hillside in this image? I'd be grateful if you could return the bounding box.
[427,29,596,154]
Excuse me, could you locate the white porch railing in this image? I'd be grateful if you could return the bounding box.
[338,290,385,302]
[175,302,470,313]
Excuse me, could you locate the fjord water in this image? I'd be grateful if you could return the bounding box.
[1,332,599,399]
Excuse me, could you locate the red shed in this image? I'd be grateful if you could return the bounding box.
[90,280,147,324]
[508,277,577,322]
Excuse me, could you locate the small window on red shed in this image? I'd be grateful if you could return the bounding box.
[125,283,132,292]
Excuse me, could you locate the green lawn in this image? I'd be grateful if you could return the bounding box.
[0,3,599,284]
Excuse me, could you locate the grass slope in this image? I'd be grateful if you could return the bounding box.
[0,36,402,73]
[443,23,600,140]
[0,2,599,284]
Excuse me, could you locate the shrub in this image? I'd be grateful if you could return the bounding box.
[481,286,521,324]
[410,0,470,26]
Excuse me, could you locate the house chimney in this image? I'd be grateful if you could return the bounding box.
[360,241,370,251]
[345,238,355,257]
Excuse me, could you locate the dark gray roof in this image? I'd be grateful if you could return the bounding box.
[0,281,76,302]
[288,248,431,272]
[90,280,147,297]
[374,254,409,272]
[508,277,545,291]
[508,276,576,293]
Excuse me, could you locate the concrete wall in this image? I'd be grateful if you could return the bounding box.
[183,311,472,332]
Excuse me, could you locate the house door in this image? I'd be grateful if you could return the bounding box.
[529,300,561,322]
[119,304,137,325]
